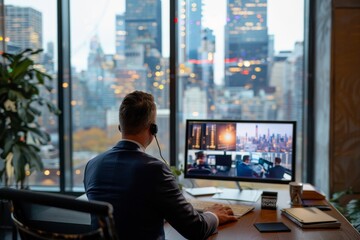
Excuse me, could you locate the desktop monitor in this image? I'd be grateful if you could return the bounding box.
[184,119,296,201]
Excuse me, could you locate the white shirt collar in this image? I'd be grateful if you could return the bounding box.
[121,139,146,152]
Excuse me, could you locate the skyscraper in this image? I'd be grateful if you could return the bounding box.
[224,0,269,95]
[124,0,163,98]
[196,28,216,118]
[125,0,162,54]
[5,5,42,58]
[186,0,202,61]
[115,14,126,67]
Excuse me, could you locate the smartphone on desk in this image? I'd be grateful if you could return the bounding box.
[254,222,291,232]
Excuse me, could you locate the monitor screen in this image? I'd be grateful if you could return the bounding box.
[184,119,296,184]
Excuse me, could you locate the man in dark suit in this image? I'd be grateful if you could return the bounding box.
[266,157,286,179]
[188,151,212,175]
[84,91,237,240]
[237,155,255,177]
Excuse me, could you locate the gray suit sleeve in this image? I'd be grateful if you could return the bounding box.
[154,163,218,240]
[202,212,218,235]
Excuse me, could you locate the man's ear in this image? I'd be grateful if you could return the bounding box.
[118,125,121,132]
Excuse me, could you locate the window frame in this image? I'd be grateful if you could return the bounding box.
[0,0,312,192]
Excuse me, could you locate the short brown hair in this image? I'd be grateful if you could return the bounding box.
[195,151,205,159]
[275,157,282,164]
[119,91,156,135]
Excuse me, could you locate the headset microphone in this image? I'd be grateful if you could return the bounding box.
[151,123,168,165]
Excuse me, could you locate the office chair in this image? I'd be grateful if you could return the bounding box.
[0,187,118,240]
[215,155,232,172]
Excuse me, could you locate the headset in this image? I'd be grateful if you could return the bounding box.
[150,123,168,165]
[120,123,167,165]
[150,123,158,135]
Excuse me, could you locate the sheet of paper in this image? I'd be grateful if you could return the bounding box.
[184,187,222,196]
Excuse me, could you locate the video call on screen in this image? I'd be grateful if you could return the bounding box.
[185,120,296,182]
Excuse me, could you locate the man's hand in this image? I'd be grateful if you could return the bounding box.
[205,204,238,225]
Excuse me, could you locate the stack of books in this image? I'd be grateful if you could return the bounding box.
[281,207,341,229]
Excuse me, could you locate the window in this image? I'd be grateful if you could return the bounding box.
[2,0,59,189]
[70,0,170,189]
[1,0,304,191]
[176,0,304,181]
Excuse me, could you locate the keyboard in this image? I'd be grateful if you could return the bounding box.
[187,198,254,218]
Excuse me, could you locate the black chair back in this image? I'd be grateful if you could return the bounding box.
[0,188,118,240]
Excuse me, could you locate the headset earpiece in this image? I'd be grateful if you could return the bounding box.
[150,123,158,135]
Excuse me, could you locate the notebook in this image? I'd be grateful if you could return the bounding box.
[281,207,341,229]
[282,207,337,223]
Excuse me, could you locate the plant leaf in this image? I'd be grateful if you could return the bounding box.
[26,127,51,143]
[46,101,61,115]
[12,144,26,182]
[11,58,33,81]
[19,48,33,56]
[8,89,23,101]
[28,104,42,116]
[25,145,44,171]
[330,190,348,202]
[346,199,360,221]
[0,168,5,183]
[17,103,35,124]
[35,70,45,85]
[30,49,43,55]
[1,138,14,159]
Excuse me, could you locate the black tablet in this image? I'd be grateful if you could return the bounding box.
[254,222,291,232]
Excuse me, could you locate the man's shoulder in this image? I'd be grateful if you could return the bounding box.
[274,165,285,170]
[85,143,167,170]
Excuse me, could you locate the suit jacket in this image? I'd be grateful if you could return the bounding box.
[84,140,217,240]
[236,162,254,177]
[267,165,285,179]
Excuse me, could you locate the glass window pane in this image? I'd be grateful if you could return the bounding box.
[70,0,170,190]
[177,0,304,181]
[2,0,59,189]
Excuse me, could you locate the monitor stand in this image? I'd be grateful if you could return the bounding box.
[212,182,262,202]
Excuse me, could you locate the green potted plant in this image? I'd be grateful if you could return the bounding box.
[330,188,360,232]
[170,165,184,190]
[0,48,60,189]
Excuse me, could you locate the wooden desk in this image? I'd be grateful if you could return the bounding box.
[24,189,359,240]
[164,187,360,240]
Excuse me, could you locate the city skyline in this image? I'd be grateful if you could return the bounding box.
[235,123,294,139]
[4,1,304,121]
[8,0,304,85]
[2,0,304,187]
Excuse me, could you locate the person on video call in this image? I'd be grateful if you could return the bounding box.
[236,155,255,177]
[84,90,237,240]
[188,150,212,175]
[266,157,286,179]
[193,151,210,169]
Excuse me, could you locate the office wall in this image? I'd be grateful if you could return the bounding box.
[314,0,360,196]
[330,0,360,193]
